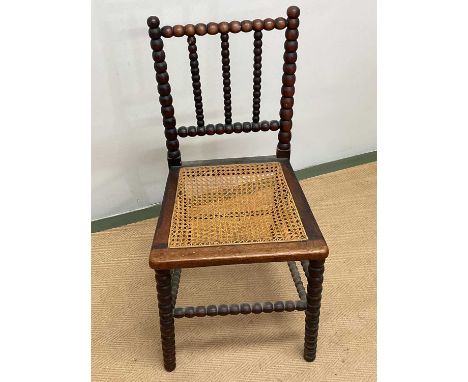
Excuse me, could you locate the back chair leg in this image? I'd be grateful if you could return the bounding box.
[304,259,325,362]
[155,270,176,371]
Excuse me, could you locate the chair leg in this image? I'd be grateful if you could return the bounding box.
[304,259,325,362]
[155,270,176,371]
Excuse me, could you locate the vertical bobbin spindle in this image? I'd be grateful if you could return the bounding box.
[252,31,263,124]
[276,6,300,159]
[287,261,307,301]
[148,16,181,167]
[187,36,205,128]
[220,33,232,126]
[300,259,310,278]
[171,268,182,307]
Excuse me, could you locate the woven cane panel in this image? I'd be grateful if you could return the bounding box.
[168,162,308,248]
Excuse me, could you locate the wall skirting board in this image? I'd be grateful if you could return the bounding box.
[91,150,376,233]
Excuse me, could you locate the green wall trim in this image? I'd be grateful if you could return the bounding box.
[91,150,376,233]
[91,204,161,233]
[295,150,377,180]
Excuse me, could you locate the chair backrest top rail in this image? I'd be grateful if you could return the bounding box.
[156,18,291,38]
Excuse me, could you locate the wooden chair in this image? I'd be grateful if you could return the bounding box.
[146,6,328,372]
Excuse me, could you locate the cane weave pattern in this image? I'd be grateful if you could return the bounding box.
[168,162,308,248]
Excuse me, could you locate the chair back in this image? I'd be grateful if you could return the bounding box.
[147,6,300,166]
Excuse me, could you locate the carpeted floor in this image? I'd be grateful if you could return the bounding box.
[92,162,376,381]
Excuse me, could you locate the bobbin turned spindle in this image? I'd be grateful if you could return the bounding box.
[252,31,263,123]
[147,16,180,167]
[176,120,279,137]
[277,6,300,159]
[220,33,232,125]
[160,17,291,37]
[187,36,204,127]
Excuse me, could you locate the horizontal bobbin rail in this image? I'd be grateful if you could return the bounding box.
[161,18,288,38]
[174,299,306,318]
[177,120,280,137]
[172,261,308,318]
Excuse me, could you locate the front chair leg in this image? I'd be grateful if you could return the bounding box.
[155,270,176,371]
[304,259,325,362]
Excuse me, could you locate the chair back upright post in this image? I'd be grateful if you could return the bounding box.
[147,6,300,167]
[148,16,181,167]
[277,6,300,159]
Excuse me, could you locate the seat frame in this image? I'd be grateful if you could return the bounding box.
[150,156,327,269]
[146,6,329,372]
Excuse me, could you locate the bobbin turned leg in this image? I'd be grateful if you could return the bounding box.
[304,259,325,362]
[155,270,176,371]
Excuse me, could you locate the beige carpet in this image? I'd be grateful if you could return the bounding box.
[92,162,376,381]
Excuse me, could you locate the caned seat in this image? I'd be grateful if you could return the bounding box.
[150,156,328,269]
[146,5,330,372]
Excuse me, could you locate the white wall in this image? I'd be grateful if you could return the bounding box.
[92,0,376,220]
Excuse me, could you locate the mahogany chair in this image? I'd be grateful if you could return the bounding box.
[147,6,329,372]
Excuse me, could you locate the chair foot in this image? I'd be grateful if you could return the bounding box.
[304,353,316,362]
[303,259,325,362]
[155,270,176,371]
